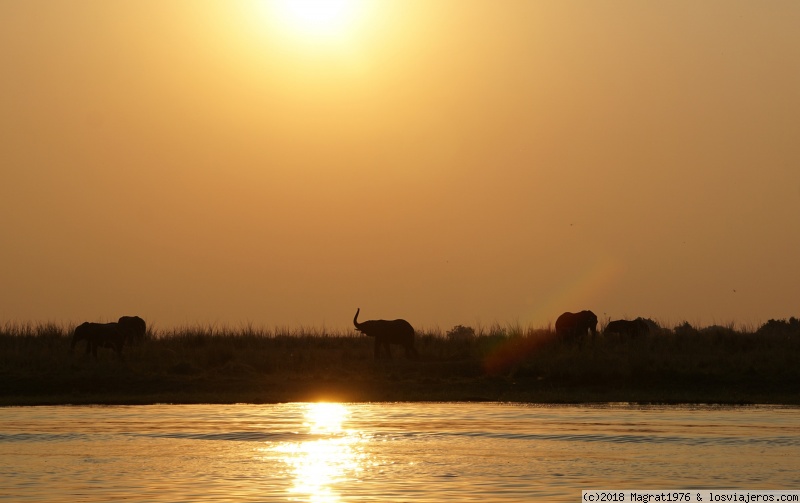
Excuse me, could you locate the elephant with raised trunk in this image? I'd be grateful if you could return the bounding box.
[118,315,147,344]
[71,322,126,359]
[605,318,649,338]
[555,310,598,340]
[353,308,419,359]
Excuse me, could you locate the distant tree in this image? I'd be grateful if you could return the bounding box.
[637,317,663,335]
[757,318,800,337]
[447,325,476,341]
[673,321,698,337]
[700,324,737,336]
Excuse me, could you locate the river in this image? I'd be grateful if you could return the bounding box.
[1,403,799,502]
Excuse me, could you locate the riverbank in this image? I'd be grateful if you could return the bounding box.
[5,377,798,406]
[2,323,799,405]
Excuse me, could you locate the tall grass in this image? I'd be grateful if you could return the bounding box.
[1,320,798,404]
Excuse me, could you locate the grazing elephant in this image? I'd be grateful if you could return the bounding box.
[353,308,419,359]
[605,318,649,338]
[555,310,598,340]
[118,315,147,344]
[71,322,126,359]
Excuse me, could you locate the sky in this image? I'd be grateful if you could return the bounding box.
[1,1,798,332]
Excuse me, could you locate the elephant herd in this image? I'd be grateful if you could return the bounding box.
[353,308,650,361]
[555,310,651,339]
[70,315,146,359]
[71,309,648,361]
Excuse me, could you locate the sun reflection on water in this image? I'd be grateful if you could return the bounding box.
[269,403,365,503]
[304,402,350,434]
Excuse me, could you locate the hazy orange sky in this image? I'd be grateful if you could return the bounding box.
[1,1,798,332]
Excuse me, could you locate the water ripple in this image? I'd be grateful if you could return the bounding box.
[0,432,91,443]
[414,430,800,447]
[134,431,323,442]
[4,429,799,448]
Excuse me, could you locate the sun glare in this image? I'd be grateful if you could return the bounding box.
[304,402,349,434]
[266,403,364,503]
[269,0,362,41]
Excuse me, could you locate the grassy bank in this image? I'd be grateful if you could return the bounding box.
[1,322,799,405]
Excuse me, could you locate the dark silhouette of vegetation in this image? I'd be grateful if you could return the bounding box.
[447,325,476,341]
[673,321,698,337]
[1,318,798,405]
[757,318,800,337]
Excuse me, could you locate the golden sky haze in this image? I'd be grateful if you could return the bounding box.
[1,1,798,331]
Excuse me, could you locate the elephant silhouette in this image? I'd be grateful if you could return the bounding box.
[118,316,147,344]
[555,310,598,340]
[353,308,419,359]
[71,322,126,359]
[605,318,650,338]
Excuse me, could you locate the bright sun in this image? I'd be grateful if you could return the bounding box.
[270,0,362,41]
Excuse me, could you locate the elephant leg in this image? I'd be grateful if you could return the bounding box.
[374,339,381,359]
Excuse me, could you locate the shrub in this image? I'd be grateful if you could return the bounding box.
[673,321,697,337]
[757,318,800,337]
[446,325,476,341]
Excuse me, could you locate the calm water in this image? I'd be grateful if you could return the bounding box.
[1,403,799,502]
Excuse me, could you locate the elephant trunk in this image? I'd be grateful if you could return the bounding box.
[353,308,361,330]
